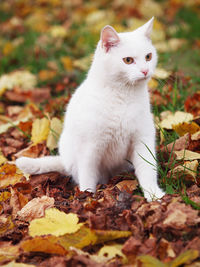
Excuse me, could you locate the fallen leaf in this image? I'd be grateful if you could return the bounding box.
[160,111,193,130]
[10,187,28,218]
[29,208,83,237]
[0,245,20,265]
[38,70,57,81]
[0,155,7,166]
[185,91,200,117]
[169,160,198,181]
[175,150,200,160]
[170,250,199,267]
[61,56,73,71]
[162,133,190,153]
[191,131,200,141]
[2,261,35,267]
[17,195,54,222]
[163,202,200,229]
[0,215,15,235]
[173,122,200,136]
[46,117,63,150]
[0,164,25,189]
[48,25,68,38]
[154,68,172,79]
[31,118,50,145]
[97,243,127,263]
[14,143,48,159]
[0,71,37,93]
[21,236,67,256]
[137,254,166,267]
[115,180,138,194]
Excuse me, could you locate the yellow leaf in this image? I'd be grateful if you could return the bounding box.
[58,226,97,250]
[29,208,83,237]
[61,56,73,72]
[0,191,11,202]
[0,164,24,189]
[175,150,200,161]
[160,111,193,130]
[170,160,198,181]
[3,42,14,56]
[21,236,67,256]
[173,122,200,136]
[46,117,63,150]
[31,117,50,145]
[148,78,159,90]
[49,25,67,38]
[0,155,7,166]
[0,245,20,265]
[170,250,199,267]
[38,70,57,81]
[2,261,35,267]
[98,244,127,263]
[137,254,166,267]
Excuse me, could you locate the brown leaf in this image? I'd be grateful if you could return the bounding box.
[115,179,138,194]
[17,195,54,222]
[162,133,190,153]
[0,164,25,189]
[14,143,49,159]
[162,202,200,230]
[10,187,28,218]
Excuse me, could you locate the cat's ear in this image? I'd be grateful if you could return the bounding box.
[101,25,120,52]
[139,17,154,39]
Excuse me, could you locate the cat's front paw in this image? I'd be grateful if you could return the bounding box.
[144,187,165,202]
[15,157,39,174]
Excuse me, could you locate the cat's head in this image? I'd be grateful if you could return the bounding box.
[97,17,157,86]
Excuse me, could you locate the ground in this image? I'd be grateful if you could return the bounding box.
[0,0,200,266]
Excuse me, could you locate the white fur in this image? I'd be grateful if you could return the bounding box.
[16,18,165,202]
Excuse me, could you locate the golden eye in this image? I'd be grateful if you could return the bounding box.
[123,57,134,64]
[145,53,152,61]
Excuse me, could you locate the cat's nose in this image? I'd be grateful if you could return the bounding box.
[141,69,148,76]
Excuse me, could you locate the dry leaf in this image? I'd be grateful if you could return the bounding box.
[29,208,83,237]
[21,236,67,256]
[169,160,198,181]
[170,250,199,267]
[10,187,28,218]
[175,150,200,160]
[0,155,7,166]
[61,56,73,71]
[173,122,200,136]
[38,70,57,81]
[2,261,35,267]
[160,111,193,130]
[115,180,138,193]
[17,195,54,222]
[31,117,50,145]
[46,117,63,150]
[0,164,25,189]
[97,244,127,263]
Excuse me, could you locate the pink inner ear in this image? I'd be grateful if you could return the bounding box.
[101,26,120,52]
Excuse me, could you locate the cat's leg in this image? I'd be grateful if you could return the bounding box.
[16,156,66,175]
[131,137,165,202]
[77,150,101,193]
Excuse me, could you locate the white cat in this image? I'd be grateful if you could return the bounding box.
[16,17,165,202]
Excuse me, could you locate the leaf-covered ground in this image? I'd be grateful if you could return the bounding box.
[0,0,200,266]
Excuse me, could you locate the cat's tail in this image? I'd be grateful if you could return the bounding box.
[15,156,66,175]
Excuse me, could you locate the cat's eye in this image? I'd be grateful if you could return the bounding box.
[123,57,134,64]
[145,53,152,61]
